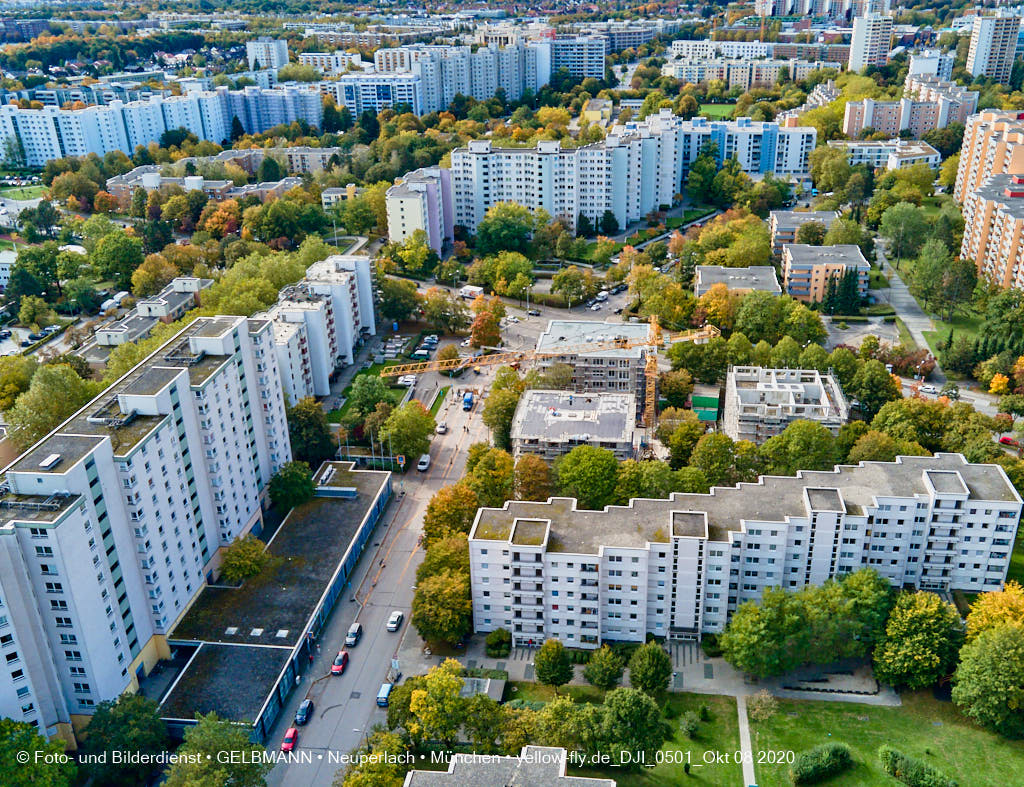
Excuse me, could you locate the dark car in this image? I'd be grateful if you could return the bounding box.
[294,698,314,726]
[19,339,32,347]
[527,309,541,316]
[330,650,349,675]
[0,329,11,339]
[27,332,45,341]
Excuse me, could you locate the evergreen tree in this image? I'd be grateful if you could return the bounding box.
[230,115,245,141]
[576,212,594,238]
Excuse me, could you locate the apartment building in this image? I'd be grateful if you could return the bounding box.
[849,13,894,72]
[246,37,289,71]
[782,243,870,302]
[768,210,840,256]
[255,254,376,404]
[321,72,424,116]
[772,42,850,65]
[450,111,816,235]
[405,746,614,786]
[777,80,840,127]
[955,111,1024,203]
[828,139,941,170]
[960,173,1024,291]
[574,19,682,52]
[550,36,607,80]
[967,14,1022,83]
[722,366,849,444]
[693,266,781,297]
[385,167,453,255]
[510,390,637,461]
[298,51,363,75]
[669,39,773,60]
[661,59,832,92]
[0,86,323,167]
[842,79,978,139]
[754,0,890,19]
[907,50,954,81]
[0,316,291,742]
[103,166,300,209]
[469,453,1021,647]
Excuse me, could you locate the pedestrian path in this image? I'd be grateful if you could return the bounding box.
[736,694,756,786]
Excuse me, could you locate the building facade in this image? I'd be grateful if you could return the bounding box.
[768,210,840,256]
[0,316,291,742]
[967,14,1022,83]
[955,111,1024,204]
[469,454,1021,647]
[550,36,607,79]
[848,13,894,72]
[661,59,832,91]
[385,167,454,255]
[828,139,941,170]
[961,173,1024,291]
[298,51,364,75]
[246,38,289,71]
[842,78,978,139]
[509,390,636,461]
[782,243,870,302]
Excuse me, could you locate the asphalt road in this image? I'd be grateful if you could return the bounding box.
[266,379,493,786]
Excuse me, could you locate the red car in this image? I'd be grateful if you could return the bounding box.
[330,649,349,675]
[281,727,298,752]
[1000,436,1020,447]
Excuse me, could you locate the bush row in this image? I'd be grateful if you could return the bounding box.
[790,743,853,784]
[878,746,958,787]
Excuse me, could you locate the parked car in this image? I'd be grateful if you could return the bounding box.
[417,454,431,472]
[19,339,31,347]
[330,650,349,675]
[294,698,314,725]
[43,325,61,334]
[527,309,541,316]
[0,329,11,339]
[281,727,299,752]
[345,622,363,647]
[460,338,472,347]
[436,422,448,434]
[999,436,1020,447]
[919,384,938,395]
[590,303,602,311]
[507,315,520,323]
[387,611,404,632]
[613,307,624,314]
[27,332,45,341]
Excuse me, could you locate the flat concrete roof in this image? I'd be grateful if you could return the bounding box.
[770,210,839,229]
[511,390,635,443]
[695,265,781,296]
[783,243,869,269]
[536,320,650,359]
[470,454,1019,552]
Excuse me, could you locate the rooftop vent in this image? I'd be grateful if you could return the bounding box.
[39,454,62,470]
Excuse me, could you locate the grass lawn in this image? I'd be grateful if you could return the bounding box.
[507,681,606,705]
[921,311,985,363]
[429,386,450,417]
[326,362,403,421]
[0,184,45,199]
[1008,530,1024,585]
[868,269,889,289]
[751,692,1024,787]
[577,693,742,786]
[666,206,716,229]
[0,238,15,251]
[700,103,734,119]
[894,317,917,350]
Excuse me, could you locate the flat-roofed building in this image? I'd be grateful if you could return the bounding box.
[694,265,781,297]
[961,173,1024,291]
[469,453,1021,647]
[510,390,636,461]
[781,243,870,303]
[829,139,941,170]
[768,210,840,256]
[404,746,614,786]
[722,366,849,444]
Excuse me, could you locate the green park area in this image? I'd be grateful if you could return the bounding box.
[327,362,403,422]
[699,104,734,119]
[0,184,46,200]
[751,692,1024,787]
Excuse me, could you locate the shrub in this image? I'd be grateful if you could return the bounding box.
[485,627,512,658]
[679,711,700,739]
[790,743,854,784]
[878,746,958,787]
[505,698,545,711]
[748,690,779,722]
[701,633,723,657]
[698,703,710,721]
[218,535,267,584]
[837,321,849,329]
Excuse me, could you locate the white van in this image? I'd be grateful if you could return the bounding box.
[416,454,431,472]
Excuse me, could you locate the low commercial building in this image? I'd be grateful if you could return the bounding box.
[694,266,781,297]
[722,366,849,444]
[768,210,840,257]
[510,390,637,461]
[404,746,614,786]
[781,243,870,303]
[469,454,1021,647]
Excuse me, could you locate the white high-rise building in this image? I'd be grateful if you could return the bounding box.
[0,316,291,742]
[469,454,1022,647]
[246,37,290,71]
[907,50,955,81]
[385,167,454,255]
[967,14,1022,84]
[322,72,425,117]
[848,13,893,72]
[550,36,607,80]
[298,52,363,75]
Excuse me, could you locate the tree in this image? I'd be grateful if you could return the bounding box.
[378,277,420,323]
[482,388,520,450]
[268,461,315,510]
[952,624,1024,738]
[796,221,828,245]
[689,432,738,488]
[6,364,96,451]
[873,591,963,690]
[601,688,671,770]
[879,202,928,265]
[849,359,902,419]
[584,645,624,690]
[600,209,619,235]
[381,400,435,460]
[551,265,590,307]
[408,659,466,747]
[348,375,389,416]
[423,482,479,543]
[535,639,574,691]
[164,712,272,787]
[966,582,1024,642]
[421,288,470,333]
[93,231,144,288]
[0,718,75,787]
[470,310,501,348]
[219,534,268,584]
[514,453,552,501]
[416,535,469,583]
[466,447,514,508]
[286,397,337,465]
[475,202,536,257]
[0,355,37,411]
[555,445,619,510]
[81,693,167,786]
[759,420,837,476]
[721,587,808,677]
[628,642,673,695]
[412,570,472,644]
[463,694,508,753]
[660,369,693,408]
[18,295,55,329]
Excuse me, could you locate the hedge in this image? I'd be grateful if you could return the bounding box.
[878,746,958,787]
[790,743,853,784]
[485,627,511,658]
